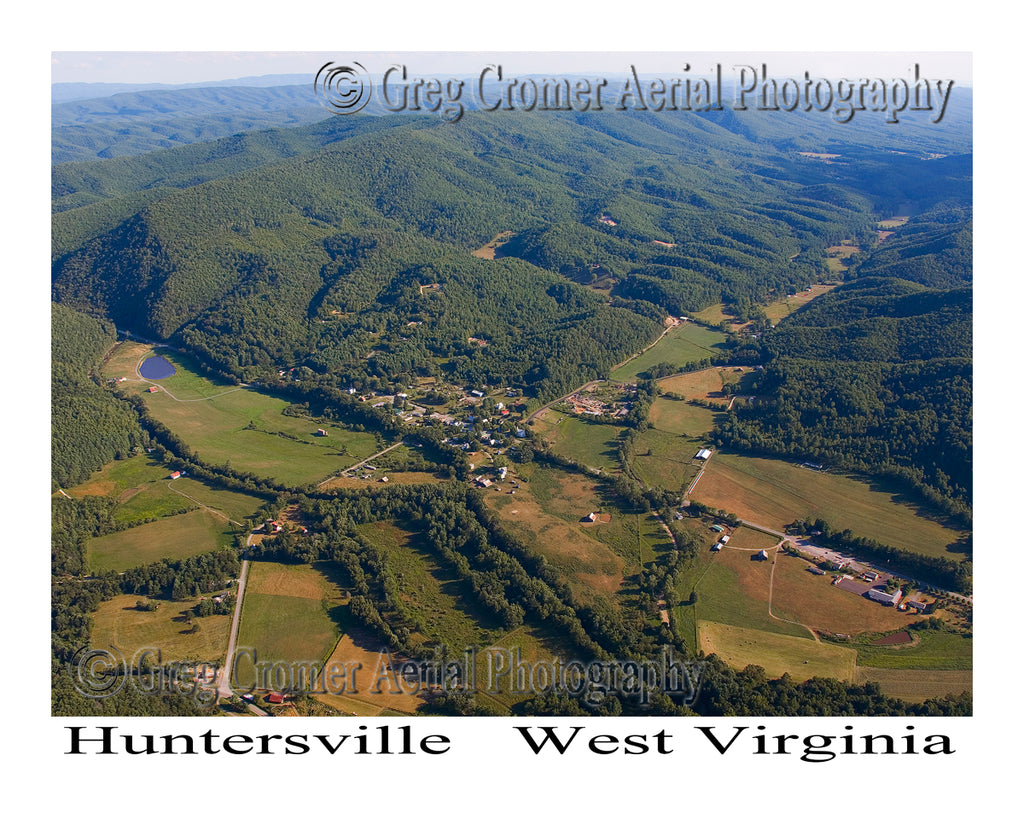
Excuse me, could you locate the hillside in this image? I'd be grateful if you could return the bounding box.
[53,109,970,401]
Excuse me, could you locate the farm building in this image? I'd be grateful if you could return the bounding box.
[755,549,769,560]
[868,587,904,606]
[863,571,879,582]
[147,386,159,393]
[265,692,286,705]
[906,599,929,612]
[711,542,722,552]
[583,512,598,522]
[695,448,713,460]
[719,535,731,545]
[710,525,724,533]
[316,428,328,436]
[807,566,826,576]
[169,471,182,480]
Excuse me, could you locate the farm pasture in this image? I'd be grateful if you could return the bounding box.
[690,452,966,559]
[112,348,381,486]
[699,621,857,682]
[610,322,730,382]
[770,552,919,636]
[90,593,232,665]
[531,409,624,473]
[854,667,971,703]
[86,509,238,573]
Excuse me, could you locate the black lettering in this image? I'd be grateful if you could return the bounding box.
[66,726,116,755]
[696,725,747,754]
[514,725,585,754]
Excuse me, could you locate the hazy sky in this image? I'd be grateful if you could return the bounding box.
[51,51,973,86]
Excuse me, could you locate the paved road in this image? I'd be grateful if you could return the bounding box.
[215,555,250,702]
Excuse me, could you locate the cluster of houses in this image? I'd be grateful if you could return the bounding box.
[562,385,635,419]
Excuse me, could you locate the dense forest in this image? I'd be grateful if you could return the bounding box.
[717,236,972,524]
[51,303,146,490]
[53,109,972,405]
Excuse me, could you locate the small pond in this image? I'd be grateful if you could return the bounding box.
[139,355,176,380]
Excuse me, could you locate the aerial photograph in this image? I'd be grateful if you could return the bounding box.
[51,51,972,720]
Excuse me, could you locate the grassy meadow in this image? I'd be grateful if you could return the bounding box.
[610,322,730,382]
[105,344,381,486]
[86,509,238,573]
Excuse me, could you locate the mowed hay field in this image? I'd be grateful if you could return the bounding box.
[687,531,808,639]
[657,366,755,405]
[86,510,238,573]
[530,409,624,473]
[610,322,730,382]
[855,667,972,704]
[113,349,381,486]
[648,395,718,438]
[690,453,965,558]
[699,621,857,682]
[91,593,232,665]
[234,561,345,688]
[317,620,428,716]
[762,283,837,324]
[629,427,703,492]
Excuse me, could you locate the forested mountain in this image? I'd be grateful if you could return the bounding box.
[51,303,145,489]
[53,108,970,401]
[718,270,972,522]
[852,205,973,288]
[52,84,330,164]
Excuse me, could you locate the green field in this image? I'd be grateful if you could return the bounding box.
[531,409,624,473]
[699,621,857,682]
[854,667,971,704]
[86,509,239,573]
[111,348,382,486]
[853,628,973,671]
[629,427,704,493]
[67,453,266,526]
[165,477,266,524]
[648,395,719,438]
[234,561,345,688]
[610,322,730,382]
[691,452,966,559]
[67,454,171,499]
[485,462,672,618]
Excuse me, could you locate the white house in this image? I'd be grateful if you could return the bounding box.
[867,587,903,606]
